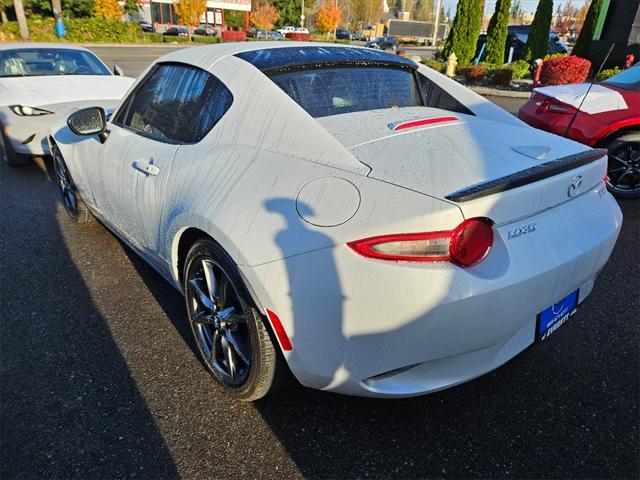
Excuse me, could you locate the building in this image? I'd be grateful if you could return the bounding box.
[139,0,252,32]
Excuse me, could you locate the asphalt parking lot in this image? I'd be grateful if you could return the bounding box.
[1,47,639,479]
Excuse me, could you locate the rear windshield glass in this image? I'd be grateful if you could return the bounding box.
[603,64,639,91]
[269,66,422,118]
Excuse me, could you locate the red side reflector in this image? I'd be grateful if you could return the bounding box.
[266,309,292,351]
[390,116,459,131]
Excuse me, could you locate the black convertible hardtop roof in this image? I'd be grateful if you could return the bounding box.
[235,46,417,74]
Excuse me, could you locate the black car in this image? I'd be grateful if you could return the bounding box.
[475,25,568,63]
[335,29,354,40]
[365,36,398,51]
[163,27,189,37]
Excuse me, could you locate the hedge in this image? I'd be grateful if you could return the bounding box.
[0,17,144,43]
[540,55,591,86]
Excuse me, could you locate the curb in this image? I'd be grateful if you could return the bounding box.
[467,85,532,98]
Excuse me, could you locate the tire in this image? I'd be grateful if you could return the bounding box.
[183,239,283,401]
[51,143,94,223]
[604,132,640,199]
[0,124,31,167]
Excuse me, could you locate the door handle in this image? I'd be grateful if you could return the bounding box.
[132,159,160,176]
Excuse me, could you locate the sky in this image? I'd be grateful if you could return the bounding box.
[440,0,588,17]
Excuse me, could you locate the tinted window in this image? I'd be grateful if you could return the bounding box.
[270,66,422,118]
[116,63,233,143]
[417,73,473,115]
[0,48,109,77]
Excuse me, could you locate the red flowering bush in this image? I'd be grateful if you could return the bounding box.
[221,30,246,42]
[540,55,591,86]
[463,64,488,83]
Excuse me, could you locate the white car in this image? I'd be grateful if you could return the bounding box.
[276,26,296,36]
[0,43,135,166]
[49,43,622,401]
[294,27,310,34]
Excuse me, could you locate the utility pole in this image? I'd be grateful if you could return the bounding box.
[432,0,442,46]
[13,0,29,40]
[300,0,305,28]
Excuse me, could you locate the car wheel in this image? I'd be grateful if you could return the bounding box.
[0,124,31,167]
[184,239,281,401]
[52,143,94,223]
[604,132,640,199]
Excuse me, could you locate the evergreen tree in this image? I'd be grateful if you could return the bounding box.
[273,0,298,26]
[484,0,511,64]
[521,0,553,61]
[572,0,602,57]
[442,0,483,65]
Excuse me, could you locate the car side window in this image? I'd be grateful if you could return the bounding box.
[114,63,233,144]
[417,73,474,116]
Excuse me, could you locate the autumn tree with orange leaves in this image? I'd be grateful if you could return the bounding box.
[94,0,123,20]
[316,0,341,39]
[250,2,279,30]
[175,0,207,40]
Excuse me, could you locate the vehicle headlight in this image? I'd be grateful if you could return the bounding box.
[9,105,54,116]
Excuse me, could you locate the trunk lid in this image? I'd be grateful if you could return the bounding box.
[317,107,608,224]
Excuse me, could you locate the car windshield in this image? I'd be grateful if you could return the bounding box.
[0,48,110,77]
[269,66,422,118]
[603,65,640,90]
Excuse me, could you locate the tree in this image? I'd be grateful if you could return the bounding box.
[509,0,522,23]
[272,0,298,26]
[250,2,279,30]
[175,0,206,39]
[94,0,123,20]
[24,0,94,18]
[316,0,341,39]
[521,0,553,61]
[442,0,482,65]
[123,0,141,17]
[484,0,510,64]
[572,0,602,58]
[575,0,590,33]
[352,0,382,25]
[412,0,433,21]
[0,0,11,23]
[13,0,28,39]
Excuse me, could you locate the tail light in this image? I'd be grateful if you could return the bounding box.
[536,99,576,115]
[348,218,494,268]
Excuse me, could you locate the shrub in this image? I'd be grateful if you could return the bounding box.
[423,59,446,73]
[596,67,621,81]
[463,63,488,83]
[0,17,144,43]
[492,67,513,86]
[143,32,163,43]
[164,35,191,43]
[543,52,567,61]
[540,55,591,86]
[510,59,531,79]
[443,0,483,65]
[522,0,553,61]
[484,0,510,64]
[478,61,499,74]
[192,36,221,44]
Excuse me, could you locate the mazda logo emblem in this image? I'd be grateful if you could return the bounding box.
[568,174,583,198]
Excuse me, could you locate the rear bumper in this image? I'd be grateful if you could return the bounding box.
[242,185,622,398]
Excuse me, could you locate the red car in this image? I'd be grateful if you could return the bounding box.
[518,64,639,198]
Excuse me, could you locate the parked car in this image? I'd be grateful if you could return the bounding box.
[357,25,375,41]
[0,43,134,166]
[276,26,296,36]
[476,25,568,63]
[518,64,640,198]
[163,26,189,37]
[194,23,216,36]
[294,27,309,34]
[267,31,284,40]
[365,35,398,50]
[336,29,354,40]
[138,20,154,33]
[50,43,621,401]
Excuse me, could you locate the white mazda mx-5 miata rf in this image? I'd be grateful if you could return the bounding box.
[49,43,622,400]
[0,43,134,166]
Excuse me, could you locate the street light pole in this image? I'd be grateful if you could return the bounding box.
[300,0,305,28]
[432,0,442,46]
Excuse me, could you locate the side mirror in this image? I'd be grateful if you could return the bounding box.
[67,107,109,143]
[113,64,124,76]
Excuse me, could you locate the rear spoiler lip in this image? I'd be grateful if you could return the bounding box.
[445,148,607,203]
